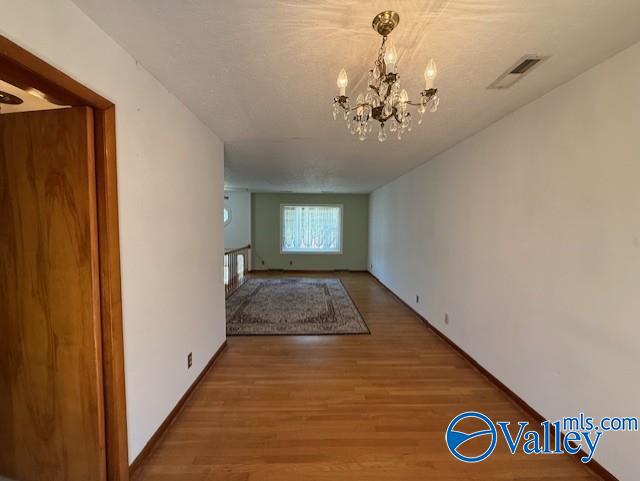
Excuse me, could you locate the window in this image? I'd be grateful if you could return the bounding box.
[281,205,342,254]
[223,206,232,226]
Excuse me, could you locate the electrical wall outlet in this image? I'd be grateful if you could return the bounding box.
[289,260,293,266]
[444,313,449,325]
[416,295,419,304]
[187,352,192,369]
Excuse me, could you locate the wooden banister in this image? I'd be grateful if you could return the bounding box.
[224,245,250,297]
[225,244,251,255]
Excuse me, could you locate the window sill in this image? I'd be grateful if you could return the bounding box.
[280,250,343,255]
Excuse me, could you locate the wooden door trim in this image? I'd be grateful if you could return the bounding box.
[1,36,129,481]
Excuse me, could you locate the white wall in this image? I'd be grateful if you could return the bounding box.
[370,41,640,480]
[224,190,251,249]
[0,0,226,461]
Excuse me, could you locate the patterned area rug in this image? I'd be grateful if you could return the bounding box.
[226,278,370,336]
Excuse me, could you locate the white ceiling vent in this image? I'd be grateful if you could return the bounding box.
[488,55,549,89]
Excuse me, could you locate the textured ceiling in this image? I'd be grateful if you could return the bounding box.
[72,0,640,193]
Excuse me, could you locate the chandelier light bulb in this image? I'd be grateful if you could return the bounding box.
[384,40,398,72]
[424,58,437,89]
[337,68,349,95]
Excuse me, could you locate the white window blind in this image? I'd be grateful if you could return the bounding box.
[281,205,342,254]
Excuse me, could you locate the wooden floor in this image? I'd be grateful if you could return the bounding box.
[134,272,601,481]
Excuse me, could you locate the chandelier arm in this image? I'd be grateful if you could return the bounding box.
[345,102,374,112]
[380,112,395,122]
[406,88,438,107]
[419,88,438,100]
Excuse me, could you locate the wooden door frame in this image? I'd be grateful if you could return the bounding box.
[1,36,129,481]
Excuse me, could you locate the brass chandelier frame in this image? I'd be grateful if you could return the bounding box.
[333,10,439,136]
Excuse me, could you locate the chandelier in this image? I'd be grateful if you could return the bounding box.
[332,11,440,142]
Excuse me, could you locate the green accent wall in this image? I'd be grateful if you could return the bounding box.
[251,193,369,271]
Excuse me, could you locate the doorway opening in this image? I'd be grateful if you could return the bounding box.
[1,35,128,481]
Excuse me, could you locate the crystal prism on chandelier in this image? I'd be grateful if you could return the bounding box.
[332,10,440,142]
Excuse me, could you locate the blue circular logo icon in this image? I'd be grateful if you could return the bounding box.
[446,411,497,463]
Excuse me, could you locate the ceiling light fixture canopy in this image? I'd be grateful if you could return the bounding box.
[333,10,440,142]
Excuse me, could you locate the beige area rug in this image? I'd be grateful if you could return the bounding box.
[226,278,370,336]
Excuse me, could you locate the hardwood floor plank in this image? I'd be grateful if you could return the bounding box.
[133,272,601,481]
